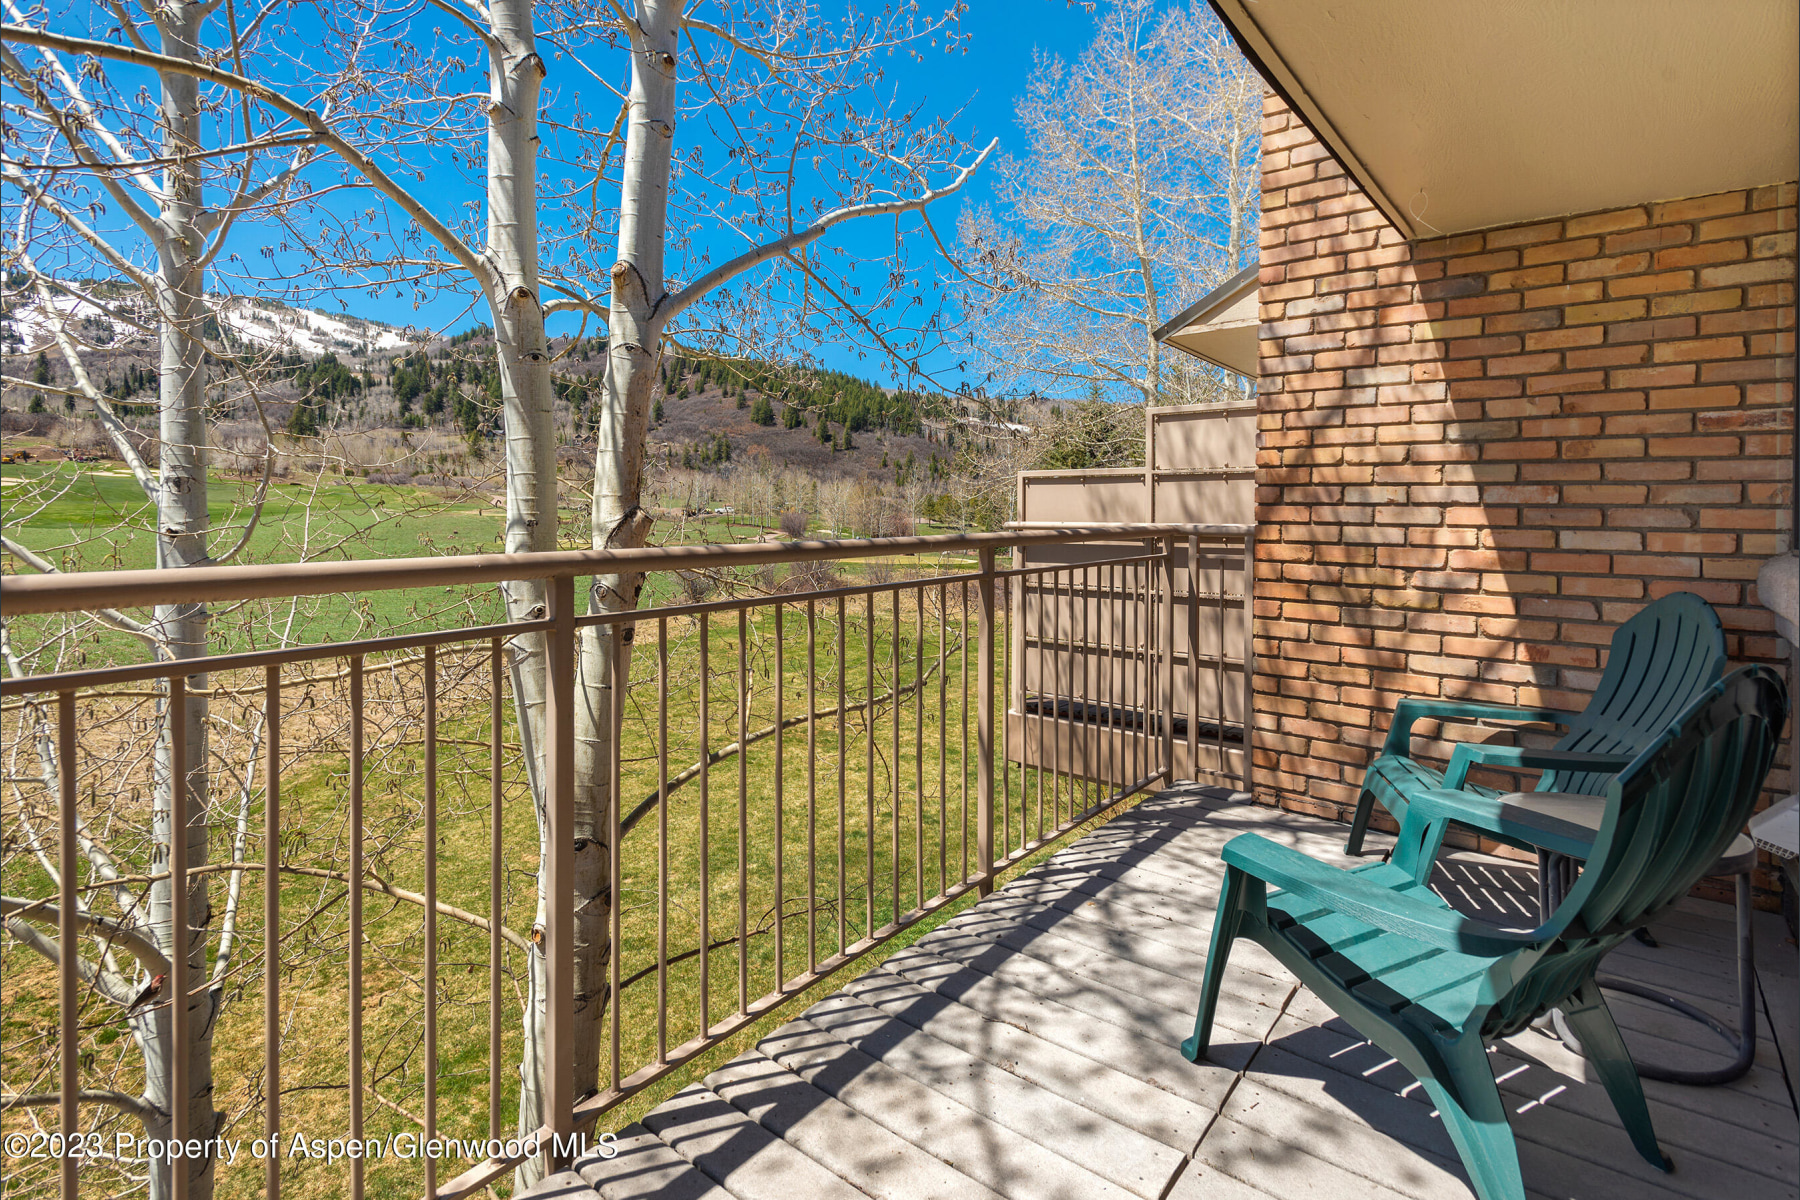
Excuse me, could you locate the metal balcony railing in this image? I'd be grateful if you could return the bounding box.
[0,523,1252,1200]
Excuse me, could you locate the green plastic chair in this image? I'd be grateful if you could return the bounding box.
[1182,665,1788,1200]
[1344,591,1726,856]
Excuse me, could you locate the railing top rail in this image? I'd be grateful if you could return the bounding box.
[0,618,556,698]
[0,524,1252,616]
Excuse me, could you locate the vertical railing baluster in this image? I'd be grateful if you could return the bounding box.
[698,610,710,1035]
[1242,532,1257,797]
[346,660,362,1200]
[1217,553,1226,788]
[1136,557,1147,789]
[976,549,996,895]
[1033,566,1045,844]
[545,575,577,1148]
[609,624,623,1092]
[168,674,192,1200]
[891,588,901,919]
[1187,535,1200,781]
[1141,556,1151,788]
[806,600,817,972]
[169,673,192,1200]
[423,646,438,1196]
[1163,540,1176,783]
[1050,567,1062,828]
[937,582,948,898]
[738,609,749,1015]
[1000,562,1011,860]
[960,580,970,883]
[56,691,77,1200]
[489,639,504,1140]
[657,617,670,1062]
[1151,555,1160,785]
[914,582,925,909]
[865,593,876,936]
[1090,564,1101,798]
[836,595,847,954]
[1101,564,1112,797]
[1077,566,1089,815]
[773,603,785,989]
[264,666,281,1199]
[1122,560,1131,793]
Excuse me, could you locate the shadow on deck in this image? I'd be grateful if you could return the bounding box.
[525,785,1800,1200]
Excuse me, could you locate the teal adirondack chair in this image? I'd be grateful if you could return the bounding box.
[1182,665,1788,1200]
[1344,591,1726,856]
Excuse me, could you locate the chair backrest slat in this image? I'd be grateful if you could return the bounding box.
[1541,593,1726,795]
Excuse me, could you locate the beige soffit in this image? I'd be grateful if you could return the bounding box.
[1210,0,1800,239]
[1154,264,1260,376]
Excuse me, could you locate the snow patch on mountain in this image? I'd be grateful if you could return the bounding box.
[2,290,422,358]
[216,299,421,356]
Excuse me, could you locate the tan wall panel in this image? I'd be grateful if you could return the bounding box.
[1152,476,1255,524]
[1149,404,1257,471]
[1018,474,1147,524]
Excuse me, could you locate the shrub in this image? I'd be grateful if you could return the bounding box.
[778,509,809,539]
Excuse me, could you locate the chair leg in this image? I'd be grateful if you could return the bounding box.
[1391,814,1452,887]
[1559,981,1673,1172]
[1419,1034,1528,1200]
[1182,864,1248,1063]
[1345,787,1379,856]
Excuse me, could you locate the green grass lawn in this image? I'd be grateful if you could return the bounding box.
[1,462,999,666]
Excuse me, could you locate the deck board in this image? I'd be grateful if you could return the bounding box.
[525,785,1800,1200]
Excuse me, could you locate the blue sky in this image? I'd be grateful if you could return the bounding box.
[329,3,1101,390]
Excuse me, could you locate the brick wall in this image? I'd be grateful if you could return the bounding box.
[1253,94,1797,903]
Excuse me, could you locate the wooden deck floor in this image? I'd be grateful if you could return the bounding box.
[526,785,1799,1200]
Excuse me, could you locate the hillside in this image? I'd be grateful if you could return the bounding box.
[1,296,988,495]
[650,370,953,485]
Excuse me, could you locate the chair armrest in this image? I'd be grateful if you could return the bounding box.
[1409,788,1610,861]
[1221,833,1538,957]
[1382,698,1577,758]
[1441,744,1633,789]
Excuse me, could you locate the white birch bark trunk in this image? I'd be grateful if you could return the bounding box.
[525,10,678,1179]
[137,6,220,1198]
[478,1,587,1187]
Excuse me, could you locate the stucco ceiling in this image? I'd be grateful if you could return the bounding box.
[1211,0,1800,239]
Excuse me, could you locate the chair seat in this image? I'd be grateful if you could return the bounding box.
[1366,753,1502,810]
[1267,861,1500,1034]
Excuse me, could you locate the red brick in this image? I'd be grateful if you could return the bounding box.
[1651,336,1747,362]
[1487,352,1563,375]
[1523,282,1605,308]
[1609,270,1696,297]
[1612,365,1696,388]
[1649,288,1744,316]
[1568,253,1651,279]
[1604,225,1693,254]
[1652,193,1747,223]
[1654,241,1748,270]
[1647,434,1742,457]
[1698,258,1795,287]
[1567,208,1647,237]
